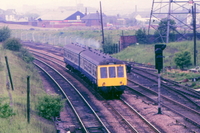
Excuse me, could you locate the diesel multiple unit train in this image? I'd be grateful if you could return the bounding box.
[63,43,127,98]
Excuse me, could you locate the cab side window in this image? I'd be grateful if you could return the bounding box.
[109,67,116,78]
[100,67,107,78]
[117,66,124,77]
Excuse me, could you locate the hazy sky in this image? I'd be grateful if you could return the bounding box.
[1,0,152,14]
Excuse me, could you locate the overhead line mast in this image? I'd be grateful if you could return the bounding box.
[149,0,200,66]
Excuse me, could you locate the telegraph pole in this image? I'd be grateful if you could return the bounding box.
[192,2,197,66]
[100,1,104,45]
[166,0,172,44]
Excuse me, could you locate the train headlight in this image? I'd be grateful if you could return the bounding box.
[120,81,123,85]
[102,82,106,86]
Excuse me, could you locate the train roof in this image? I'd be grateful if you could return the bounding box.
[64,44,124,65]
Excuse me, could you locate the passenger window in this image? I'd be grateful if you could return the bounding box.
[117,66,124,77]
[100,67,107,78]
[109,67,116,78]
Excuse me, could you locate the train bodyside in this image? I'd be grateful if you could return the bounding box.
[63,44,127,98]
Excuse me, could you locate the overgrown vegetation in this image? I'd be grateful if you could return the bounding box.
[2,36,34,63]
[163,70,200,88]
[17,48,34,63]
[36,95,64,120]
[102,35,119,54]
[0,26,11,42]
[3,38,22,51]
[113,41,200,89]
[135,28,147,44]
[0,26,56,132]
[0,98,15,118]
[113,41,199,68]
[154,18,176,43]
[174,51,192,69]
[0,46,56,132]
[0,103,15,118]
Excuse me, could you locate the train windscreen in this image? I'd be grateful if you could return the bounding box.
[117,66,124,77]
[100,67,107,78]
[109,67,116,78]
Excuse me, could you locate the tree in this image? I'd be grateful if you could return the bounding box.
[36,95,64,120]
[0,26,11,42]
[3,38,22,51]
[154,18,176,43]
[174,51,192,69]
[135,28,147,44]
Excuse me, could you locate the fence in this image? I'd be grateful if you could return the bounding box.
[11,30,101,49]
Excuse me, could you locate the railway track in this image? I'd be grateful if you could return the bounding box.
[28,45,164,132]
[25,42,200,132]
[133,66,200,98]
[131,66,200,110]
[106,98,162,133]
[34,58,110,133]
[127,78,200,129]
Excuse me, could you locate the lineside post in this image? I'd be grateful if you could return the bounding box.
[5,56,14,91]
[155,44,166,114]
[27,76,30,123]
[157,72,161,114]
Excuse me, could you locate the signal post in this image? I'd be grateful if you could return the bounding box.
[155,44,166,114]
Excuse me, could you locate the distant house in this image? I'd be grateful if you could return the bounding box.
[135,14,159,25]
[0,9,29,25]
[0,9,5,22]
[5,9,17,21]
[36,11,85,28]
[133,12,159,26]
[81,12,106,26]
[65,11,85,22]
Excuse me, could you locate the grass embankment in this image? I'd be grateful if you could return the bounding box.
[0,45,56,133]
[113,41,200,89]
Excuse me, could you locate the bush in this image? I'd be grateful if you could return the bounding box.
[0,26,11,42]
[17,48,34,63]
[174,51,192,69]
[3,38,22,51]
[0,103,15,118]
[36,95,64,120]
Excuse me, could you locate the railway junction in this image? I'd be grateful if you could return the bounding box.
[24,41,200,133]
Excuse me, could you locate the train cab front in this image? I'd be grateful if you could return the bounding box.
[97,64,127,99]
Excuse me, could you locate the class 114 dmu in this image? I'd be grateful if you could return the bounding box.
[63,43,127,99]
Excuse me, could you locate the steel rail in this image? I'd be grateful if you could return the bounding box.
[34,58,111,133]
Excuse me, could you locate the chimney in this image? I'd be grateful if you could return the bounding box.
[85,7,87,15]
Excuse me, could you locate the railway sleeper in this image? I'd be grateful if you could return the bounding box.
[100,86,125,99]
